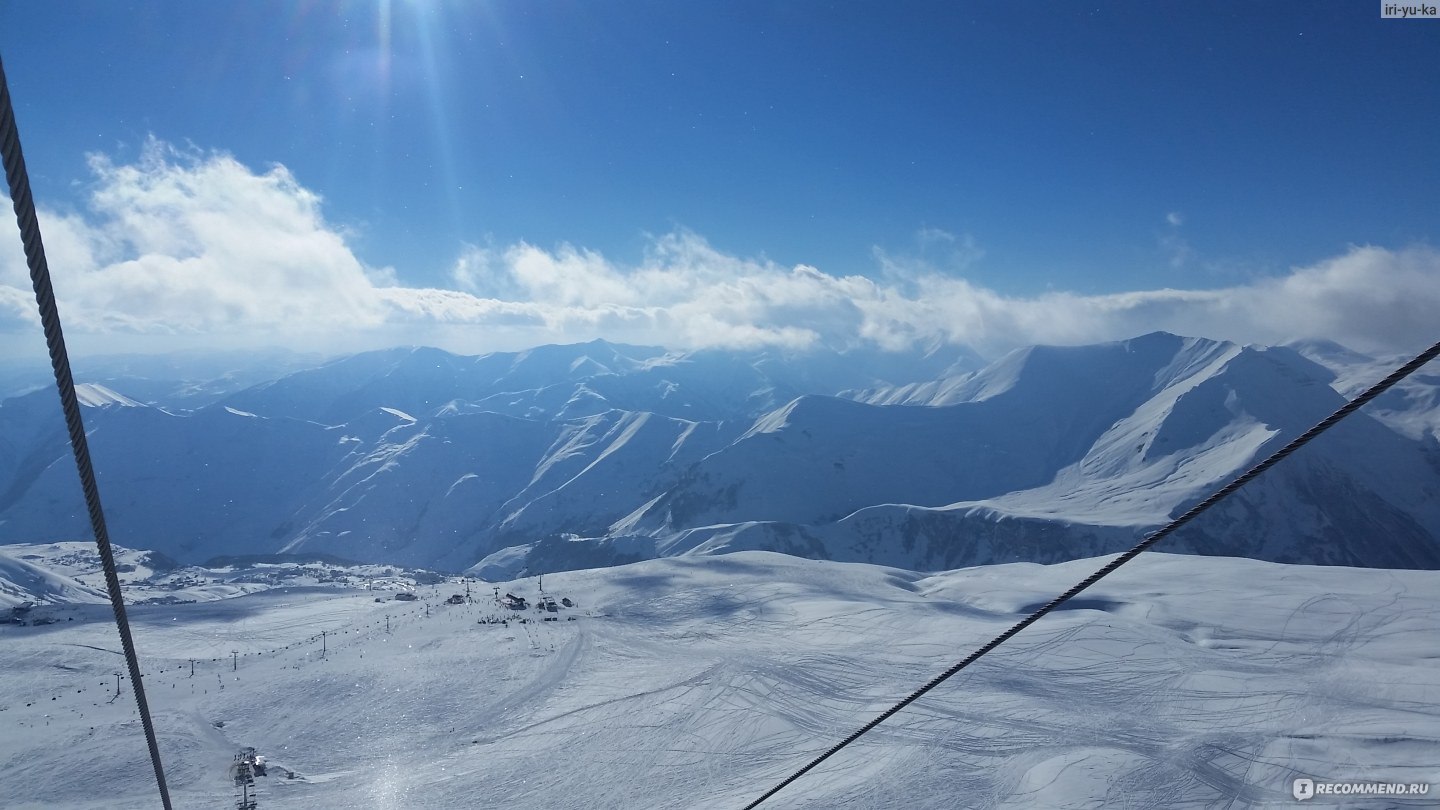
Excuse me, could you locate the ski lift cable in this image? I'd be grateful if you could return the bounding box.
[741,336,1440,810]
[0,55,173,809]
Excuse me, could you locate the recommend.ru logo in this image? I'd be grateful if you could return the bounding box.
[1292,776,1431,801]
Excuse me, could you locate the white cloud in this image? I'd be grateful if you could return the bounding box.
[2,141,1437,359]
[878,228,986,285]
[1,139,390,349]
[1158,212,1193,269]
[1159,233,1194,270]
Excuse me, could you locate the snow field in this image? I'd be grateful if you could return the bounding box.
[0,551,1436,808]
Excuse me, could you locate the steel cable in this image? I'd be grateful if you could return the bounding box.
[0,54,173,809]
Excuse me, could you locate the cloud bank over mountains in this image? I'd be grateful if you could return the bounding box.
[2,140,1436,358]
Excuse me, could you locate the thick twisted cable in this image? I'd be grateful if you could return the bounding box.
[743,337,1440,809]
[0,55,173,809]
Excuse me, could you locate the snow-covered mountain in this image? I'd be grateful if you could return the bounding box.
[220,339,979,425]
[583,333,1440,573]
[1288,338,1440,443]
[0,546,108,608]
[1,333,1436,575]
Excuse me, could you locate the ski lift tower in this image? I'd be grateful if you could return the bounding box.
[232,749,258,810]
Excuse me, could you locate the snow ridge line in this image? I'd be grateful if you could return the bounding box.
[741,337,1440,809]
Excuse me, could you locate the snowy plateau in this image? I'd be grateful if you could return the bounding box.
[0,331,1438,807]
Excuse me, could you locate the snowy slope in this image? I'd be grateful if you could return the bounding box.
[492,410,742,541]
[72,383,144,409]
[0,551,1435,808]
[604,334,1440,572]
[277,410,558,571]
[0,401,352,562]
[620,334,1250,532]
[1289,338,1440,443]
[0,546,108,607]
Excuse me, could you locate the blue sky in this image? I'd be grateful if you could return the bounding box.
[0,1,1437,357]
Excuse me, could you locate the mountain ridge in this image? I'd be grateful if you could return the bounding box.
[1,333,1436,576]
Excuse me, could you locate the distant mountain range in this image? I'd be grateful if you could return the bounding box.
[1,333,1436,575]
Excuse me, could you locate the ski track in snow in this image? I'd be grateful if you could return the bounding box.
[0,551,1437,808]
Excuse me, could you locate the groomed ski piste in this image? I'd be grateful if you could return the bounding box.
[1,546,1437,808]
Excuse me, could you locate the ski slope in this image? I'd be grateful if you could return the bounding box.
[1,551,1436,808]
